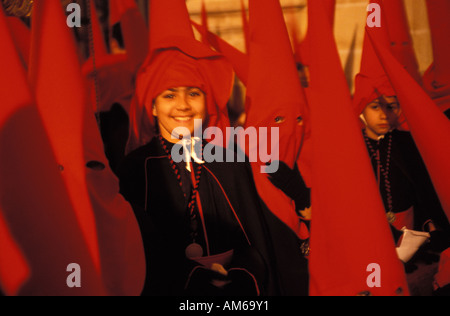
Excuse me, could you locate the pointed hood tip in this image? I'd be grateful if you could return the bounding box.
[247,0,304,98]
[191,20,249,85]
[148,0,196,53]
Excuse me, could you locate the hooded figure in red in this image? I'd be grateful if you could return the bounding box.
[118,0,308,296]
[353,0,412,131]
[354,0,450,235]
[239,0,310,243]
[126,0,233,154]
[81,1,143,174]
[0,5,39,295]
[365,25,450,237]
[25,0,145,296]
[1,2,146,296]
[367,1,450,296]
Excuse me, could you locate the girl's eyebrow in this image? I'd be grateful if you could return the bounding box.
[164,87,202,94]
[166,87,199,92]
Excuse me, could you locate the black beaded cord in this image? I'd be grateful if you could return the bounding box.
[158,135,204,245]
[364,131,394,222]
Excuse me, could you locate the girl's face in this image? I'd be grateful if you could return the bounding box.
[152,86,207,143]
[361,95,401,140]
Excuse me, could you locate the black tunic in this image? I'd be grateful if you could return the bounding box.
[118,137,309,296]
[363,129,450,235]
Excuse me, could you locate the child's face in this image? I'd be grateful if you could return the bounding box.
[361,95,401,139]
[153,86,207,142]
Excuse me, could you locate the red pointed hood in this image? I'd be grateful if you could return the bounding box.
[245,0,308,169]
[1,4,104,296]
[355,0,391,82]
[191,20,249,85]
[128,0,233,153]
[29,2,101,270]
[190,0,249,85]
[149,0,195,51]
[306,0,409,296]
[422,0,450,113]
[352,0,405,128]
[367,27,450,222]
[200,0,209,46]
[294,0,337,188]
[109,0,149,72]
[353,0,417,130]
[237,0,309,237]
[295,0,335,67]
[28,1,145,295]
[383,0,422,84]
[323,0,337,27]
[0,5,31,296]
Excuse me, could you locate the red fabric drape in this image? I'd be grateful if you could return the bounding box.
[307,0,409,296]
[27,0,145,295]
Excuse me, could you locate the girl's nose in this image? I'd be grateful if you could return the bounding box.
[176,94,191,111]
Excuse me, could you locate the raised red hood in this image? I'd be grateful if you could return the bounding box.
[241,0,309,237]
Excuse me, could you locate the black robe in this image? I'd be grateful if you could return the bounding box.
[364,129,450,239]
[118,137,309,296]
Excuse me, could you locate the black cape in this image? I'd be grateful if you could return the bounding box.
[118,137,309,296]
[364,129,450,240]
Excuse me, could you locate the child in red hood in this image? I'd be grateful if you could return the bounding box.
[354,74,450,254]
[117,0,308,294]
[118,49,308,296]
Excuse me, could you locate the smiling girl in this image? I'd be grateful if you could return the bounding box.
[117,0,308,297]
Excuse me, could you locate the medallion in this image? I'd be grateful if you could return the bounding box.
[386,211,396,224]
[185,243,204,259]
